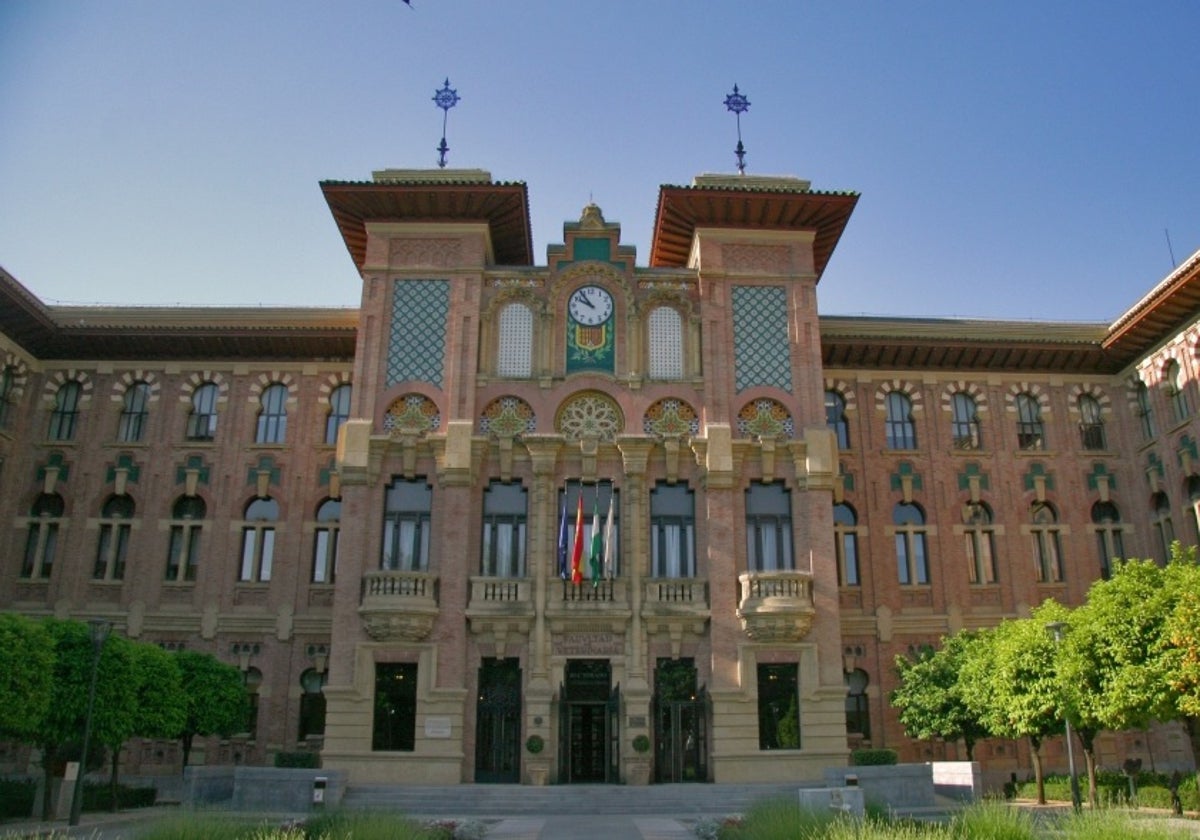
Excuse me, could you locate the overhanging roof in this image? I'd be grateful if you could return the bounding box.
[1104,247,1200,362]
[320,175,533,270]
[650,179,858,277]
[820,316,1117,373]
[0,268,357,361]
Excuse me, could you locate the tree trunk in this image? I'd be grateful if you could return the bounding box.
[1030,737,1046,805]
[109,746,120,812]
[40,746,57,821]
[181,732,193,774]
[1079,728,1099,808]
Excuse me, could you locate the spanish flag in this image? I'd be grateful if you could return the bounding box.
[570,495,585,584]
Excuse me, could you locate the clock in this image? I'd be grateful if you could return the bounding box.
[568,285,614,326]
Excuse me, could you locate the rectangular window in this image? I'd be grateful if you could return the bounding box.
[373,662,418,751]
[838,531,859,585]
[897,532,930,584]
[650,483,695,578]
[239,527,274,582]
[167,525,201,582]
[966,530,996,584]
[382,479,433,571]
[1034,530,1063,582]
[313,528,339,583]
[746,483,793,572]
[757,663,800,750]
[481,482,528,577]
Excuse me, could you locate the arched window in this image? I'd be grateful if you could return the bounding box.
[166,496,205,582]
[1016,393,1045,450]
[48,381,82,441]
[312,498,341,584]
[844,669,870,740]
[651,482,695,578]
[885,392,917,450]
[22,493,64,579]
[1078,394,1105,450]
[481,482,527,578]
[298,669,327,740]
[833,503,859,586]
[745,482,793,572]
[325,384,351,445]
[382,478,432,571]
[1168,360,1191,423]
[94,495,134,581]
[239,497,279,582]
[963,502,996,584]
[1151,491,1174,564]
[647,306,684,380]
[256,384,288,444]
[951,393,981,450]
[1091,501,1124,581]
[118,382,152,442]
[825,391,850,450]
[0,363,16,428]
[186,382,219,441]
[893,502,929,585]
[1135,380,1155,440]
[496,302,533,378]
[1031,502,1063,583]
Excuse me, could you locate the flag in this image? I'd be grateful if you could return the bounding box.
[556,499,568,580]
[603,496,616,579]
[570,495,585,584]
[589,498,603,587]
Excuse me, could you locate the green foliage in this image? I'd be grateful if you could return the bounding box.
[0,613,54,740]
[850,748,898,765]
[524,734,544,754]
[891,632,988,757]
[0,778,35,818]
[136,814,288,840]
[947,798,1037,840]
[175,650,248,766]
[1054,807,1184,840]
[631,733,651,753]
[717,797,836,840]
[1015,770,1199,810]
[274,750,320,768]
[303,809,447,839]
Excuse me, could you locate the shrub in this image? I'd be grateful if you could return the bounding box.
[851,748,898,766]
[274,751,320,769]
[525,734,544,754]
[82,782,157,811]
[0,778,35,818]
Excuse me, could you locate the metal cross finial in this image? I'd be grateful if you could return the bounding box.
[724,84,750,175]
[432,78,460,169]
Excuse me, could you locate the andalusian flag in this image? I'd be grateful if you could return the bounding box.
[603,496,616,579]
[589,499,603,586]
[570,495,585,584]
[556,499,568,580]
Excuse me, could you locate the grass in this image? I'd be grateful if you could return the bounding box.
[713,798,1197,839]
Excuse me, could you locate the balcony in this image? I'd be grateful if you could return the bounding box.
[358,570,439,641]
[642,578,710,657]
[546,578,632,635]
[465,576,535,641]
[736,570,815,642]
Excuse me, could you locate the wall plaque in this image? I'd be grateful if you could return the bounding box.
[424,717,452,738]
[553,632,624,656]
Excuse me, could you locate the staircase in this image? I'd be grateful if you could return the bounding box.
[341,783,805,818]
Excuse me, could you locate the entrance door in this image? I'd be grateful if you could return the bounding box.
[558,659,619,783]
[475,657,521,783]
[653,658,709,783]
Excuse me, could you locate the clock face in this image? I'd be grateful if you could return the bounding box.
[568,285,614,326]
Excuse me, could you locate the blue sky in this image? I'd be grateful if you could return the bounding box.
[1,1,1197,321]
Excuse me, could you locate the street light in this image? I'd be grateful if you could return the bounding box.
[68,618,111,827]
[1045,621,1082,812]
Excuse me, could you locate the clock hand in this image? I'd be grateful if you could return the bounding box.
[574,292,595,309]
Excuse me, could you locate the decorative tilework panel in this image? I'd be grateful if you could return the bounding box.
[387,280,449,387]
[647,306,683,380]
[732,286,792,393]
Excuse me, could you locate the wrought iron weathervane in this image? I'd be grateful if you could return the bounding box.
[724,84,750,175]
[432,78,460,169]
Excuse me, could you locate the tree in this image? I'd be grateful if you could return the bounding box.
[891,632,989,760]
[100,642,186,808]
[175,651,247,771]
[959,604,1067,805]
[1161,549,1200,789]
[33,620,136,819]
[0,612,55,741]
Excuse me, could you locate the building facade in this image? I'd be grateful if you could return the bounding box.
[1,167,1198,785]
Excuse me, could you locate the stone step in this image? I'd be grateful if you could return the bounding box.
[342,783,804,817]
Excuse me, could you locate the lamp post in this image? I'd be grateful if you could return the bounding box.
[68,618,111,827]
[1045,621,1082,812]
